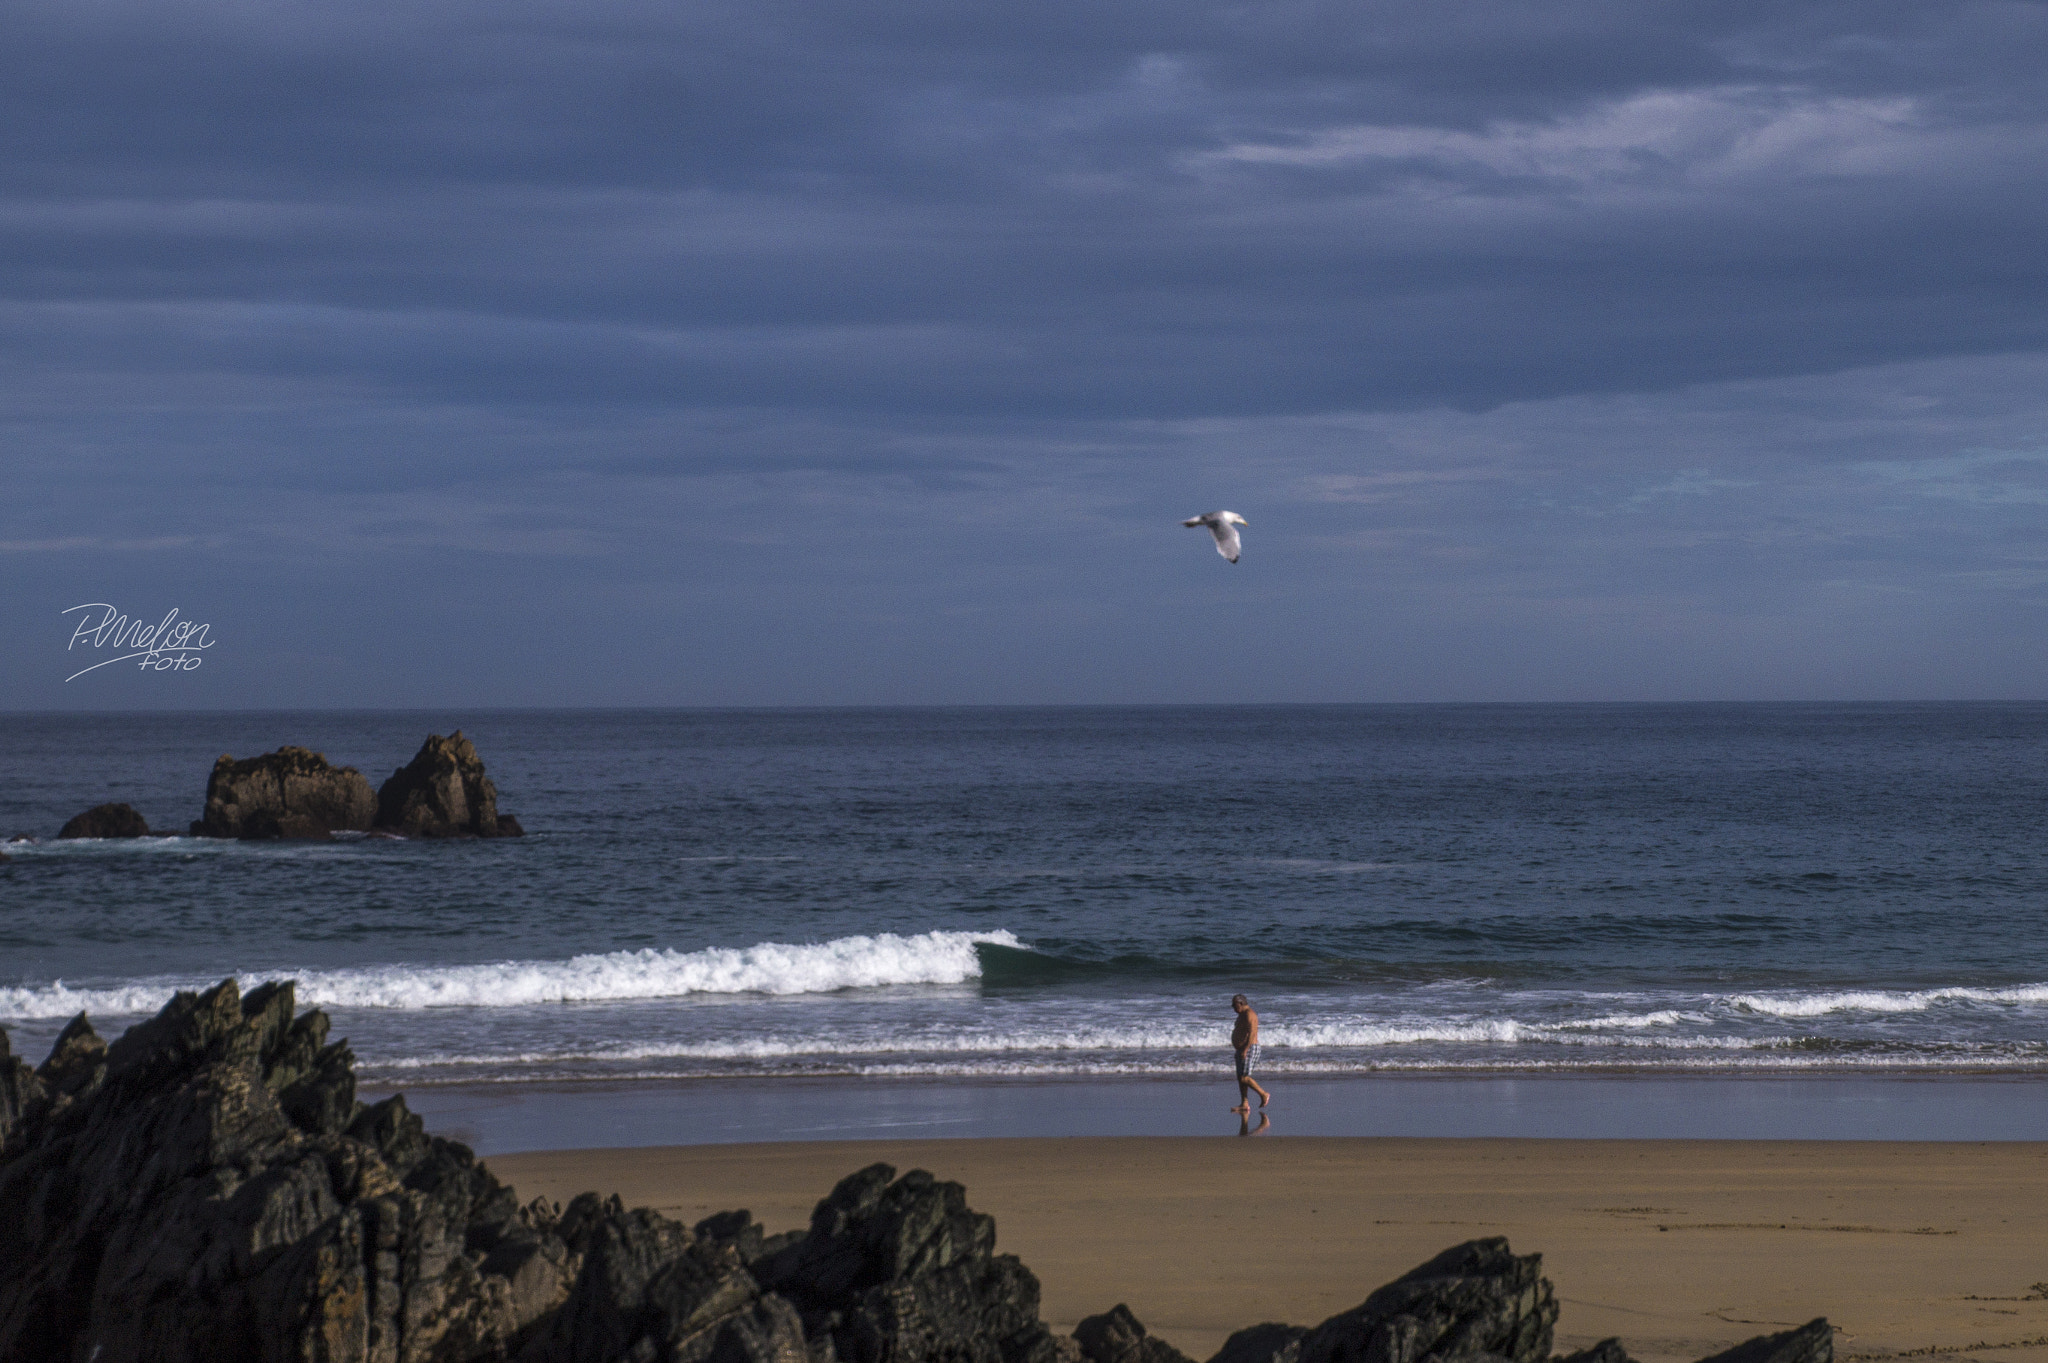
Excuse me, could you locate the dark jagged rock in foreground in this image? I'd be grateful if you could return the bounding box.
[1548,1321,1832,1363]
[0,981,1053,1363]
[1206,1237,1557,1363]
[376,731,525,838]
[1557,1341,1637,1363]
[747,1160,1070,1363]
[1076,1304,1194,1363]
[190,746,379,838]
[1695,1321,1835,1363]
[1106,1245,1828,1363]
[0,982,1834,1363]
[0,1033,37,1141]
[0,980,542,1362]
[57,801,154,838]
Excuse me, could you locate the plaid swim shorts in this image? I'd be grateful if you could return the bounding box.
[1235,1044,1260,1079]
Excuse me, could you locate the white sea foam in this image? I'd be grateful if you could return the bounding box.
[1727,983,2048,1017]
[12,954,2048,1082]
[3,836,219,853]
[368,1017,1784,1070]
[0,930,1023,1019]
[362,1045,2048,1084]
[1558,1009,1712,1030]
[0,981,187,1018]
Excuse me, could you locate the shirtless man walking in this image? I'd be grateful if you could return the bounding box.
[1230,993,1271,1113]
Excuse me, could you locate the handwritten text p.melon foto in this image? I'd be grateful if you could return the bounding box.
[62,603,214,681]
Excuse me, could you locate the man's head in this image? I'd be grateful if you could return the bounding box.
[1231,993,1249,1012]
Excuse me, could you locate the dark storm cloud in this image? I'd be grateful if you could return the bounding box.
[6,0,2048,420]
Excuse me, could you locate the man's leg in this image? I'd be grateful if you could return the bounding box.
[1248,1075,1271,1107]
[1232,1058,1251,1112]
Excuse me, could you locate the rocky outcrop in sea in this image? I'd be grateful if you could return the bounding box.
[57,802,155,838]
[0,983,1833,1363]
[375,731,525,838]
[189,745,380,838]
[41,733,524,841]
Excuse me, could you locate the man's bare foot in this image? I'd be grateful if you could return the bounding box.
[1230,1103,1250,1114]
[1258,1093,1270,1108]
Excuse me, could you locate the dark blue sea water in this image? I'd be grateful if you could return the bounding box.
[4,704,2048,1090]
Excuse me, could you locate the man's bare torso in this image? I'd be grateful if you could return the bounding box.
[1232,1006,1258,1051]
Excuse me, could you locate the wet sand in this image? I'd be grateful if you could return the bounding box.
[490,1137,2048,1363]
[388,1074,2048,1154]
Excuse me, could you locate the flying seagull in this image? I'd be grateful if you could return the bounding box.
[1183,510,1248,563]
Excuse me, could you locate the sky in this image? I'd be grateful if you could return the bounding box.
[6,0,2048,707]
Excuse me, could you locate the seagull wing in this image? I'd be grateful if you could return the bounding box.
[1210,520,1241,562]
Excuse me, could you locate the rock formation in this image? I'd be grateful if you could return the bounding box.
[57,801,154,838]
[1077,1304,1194,1363]
[375,731,525,838]
[1096,1247,1829,1363]
[0,1032,37,1143]
[0,981,1835,1363]
[1548,1320,1832,1363]
[0,982,1055,1363]
[0,981,544,1362]
[1558,1343,1637,1363]
[189,746,378,839]
[747,1160,1071,1363]
[1206,1237,1557,1363]
[1695,1321,1835,1363]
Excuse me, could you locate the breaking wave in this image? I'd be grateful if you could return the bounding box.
[1728,984,2048,1017]
[0,930,1023,1019]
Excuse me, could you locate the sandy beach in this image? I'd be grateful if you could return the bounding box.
[492,1137,2048,1363]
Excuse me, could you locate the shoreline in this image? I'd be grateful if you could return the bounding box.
[487,1135,2048,1363]
[377,1071,2048,1155]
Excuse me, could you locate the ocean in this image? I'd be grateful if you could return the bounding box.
[5,704,2048,1121]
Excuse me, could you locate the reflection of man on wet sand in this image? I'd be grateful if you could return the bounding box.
[1230,993,1271,1114]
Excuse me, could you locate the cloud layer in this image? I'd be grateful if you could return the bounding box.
[5,0,2047,704]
